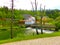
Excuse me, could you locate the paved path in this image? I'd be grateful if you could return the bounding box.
[1,36,60,45]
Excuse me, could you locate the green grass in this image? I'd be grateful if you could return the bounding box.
[0,31,60,44]
[0,20,60,44]
[0,21,60,44]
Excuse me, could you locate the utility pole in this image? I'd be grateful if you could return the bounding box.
[11,0,14,39]
[40,4,43,34]
[35,0,39,35]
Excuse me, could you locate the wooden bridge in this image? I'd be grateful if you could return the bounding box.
[31,24,56,31]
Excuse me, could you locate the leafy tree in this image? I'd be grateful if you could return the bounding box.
[46,9,60,19]
[55,16,60,31]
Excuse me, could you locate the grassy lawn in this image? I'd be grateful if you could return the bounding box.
[0,30,60,44]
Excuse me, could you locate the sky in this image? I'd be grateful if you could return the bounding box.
[0,0,60,10]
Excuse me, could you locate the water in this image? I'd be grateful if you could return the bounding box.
[26,27,54,34]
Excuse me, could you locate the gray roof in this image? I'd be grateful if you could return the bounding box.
[23,14,31,19]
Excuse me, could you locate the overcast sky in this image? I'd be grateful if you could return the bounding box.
[0,0,60,10]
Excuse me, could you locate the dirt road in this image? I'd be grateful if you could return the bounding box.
[1,36,60,45]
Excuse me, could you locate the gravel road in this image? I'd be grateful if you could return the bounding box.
[1,36,60,45]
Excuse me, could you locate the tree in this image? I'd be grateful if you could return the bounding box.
[46,9,60,19]
[55,16,60,31]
